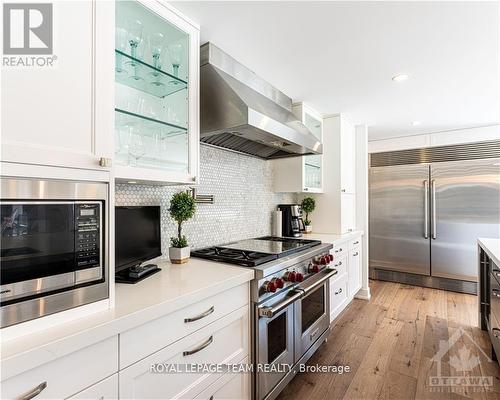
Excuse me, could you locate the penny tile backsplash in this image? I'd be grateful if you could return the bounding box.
[115,145,295,254]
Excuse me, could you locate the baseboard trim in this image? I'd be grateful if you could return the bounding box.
[355,287,371,300]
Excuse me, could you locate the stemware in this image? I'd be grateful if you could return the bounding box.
[148,32,166,87]
[115,27,128,75]
[128,128,146,166]
[168,42,183,81]
[126,19,144,80]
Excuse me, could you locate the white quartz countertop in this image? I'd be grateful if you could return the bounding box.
[1,258,254,380]
[301,230,363,245]
[479,238,500,266]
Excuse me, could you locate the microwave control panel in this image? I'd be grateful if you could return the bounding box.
[75,203,101,269]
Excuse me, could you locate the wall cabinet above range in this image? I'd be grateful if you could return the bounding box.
[113,0,200,185]
[1,0,114,172]
[273,103,324,193]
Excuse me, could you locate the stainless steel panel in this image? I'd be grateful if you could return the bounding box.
[256,292,295,400]
[1,178,108,200]
[75,266,102,284]
[370,268,478,294]
[370,140,500,167]
[0,272,76,302]
[430,158,500,282]
[200,43,322,159]
[1,280,108,328]
[369,164,431,275]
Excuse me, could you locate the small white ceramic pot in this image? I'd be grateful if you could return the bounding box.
[305,225,313,233]
[169,246,190,264]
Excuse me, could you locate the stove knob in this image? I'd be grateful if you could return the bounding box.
[320,256,328,265]
[284,271,297,282]
[296,272,304,282]
[262,280,277,293]
[329,254,334,262]
[308,263,320,273]
[273,277,284,289]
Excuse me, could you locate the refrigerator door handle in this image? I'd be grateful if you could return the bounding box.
[431,179,437,239]
[424,180,429,239]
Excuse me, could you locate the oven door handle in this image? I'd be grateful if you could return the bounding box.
[258,291,303,318]
[300,268,338,296]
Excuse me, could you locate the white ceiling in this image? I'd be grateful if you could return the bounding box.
[172,1,499,140]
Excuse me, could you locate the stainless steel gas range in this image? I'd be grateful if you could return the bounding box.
[192,237,336,400]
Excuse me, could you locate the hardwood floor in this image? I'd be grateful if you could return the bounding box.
[277,280,500,400]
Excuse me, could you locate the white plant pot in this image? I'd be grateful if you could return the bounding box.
[169,246,190,264]
[305,225,313,233]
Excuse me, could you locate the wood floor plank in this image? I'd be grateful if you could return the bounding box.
[276,282,500,400]
[343,318,404,400]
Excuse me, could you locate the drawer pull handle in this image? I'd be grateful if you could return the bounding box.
[18,382,47,400]
[493,289,500,298]
[353,241,359,245]
[183,335,214,357]
[493,269,500,277]
[336,261,343,267]
[335,248,343,253]
[353,252,359,257]
[335,288,343,295]
[184,306,215,323]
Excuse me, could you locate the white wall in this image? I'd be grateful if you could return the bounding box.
[368,125,500,153]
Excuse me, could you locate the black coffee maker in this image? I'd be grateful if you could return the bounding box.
[278,204,305,237]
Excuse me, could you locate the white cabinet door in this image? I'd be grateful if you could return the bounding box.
[119,306,249,399]
[340,193,356,233]
[1,1,114,171]
[348,246,362,298]
[68,374,118,400]
[340,119,355,194]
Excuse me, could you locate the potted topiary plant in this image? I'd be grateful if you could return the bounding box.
[168,191,196,264]
[301,197,316,233]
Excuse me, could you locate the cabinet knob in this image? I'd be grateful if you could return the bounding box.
[341,189,346,192]
[304,188,309,191]
[99,157,112,167]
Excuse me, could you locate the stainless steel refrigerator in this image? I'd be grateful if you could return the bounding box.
[369,141,500,294]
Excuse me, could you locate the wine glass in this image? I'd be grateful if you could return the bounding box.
[148,32,166,87]
[127,19,143,80]
[115,27,128,75]
[168,42,183,81]
[128,128,146,166]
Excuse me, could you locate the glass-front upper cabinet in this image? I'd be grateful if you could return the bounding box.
[114,0,199,184]
[301,107,323,192]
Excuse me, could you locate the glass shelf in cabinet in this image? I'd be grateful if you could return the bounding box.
[115,50,187,98]
[115,108,187,139]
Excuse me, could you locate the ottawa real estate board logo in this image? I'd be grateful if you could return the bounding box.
[2,3,57,67]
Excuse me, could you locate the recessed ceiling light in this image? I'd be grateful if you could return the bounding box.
[127,181,138,184]
[392,74,409,82]
[412,121,421,126]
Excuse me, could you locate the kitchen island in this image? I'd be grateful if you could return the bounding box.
[478,238,500,363]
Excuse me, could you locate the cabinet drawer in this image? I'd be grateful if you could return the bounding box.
[120,283,248,368]
[194,357,250,400]
[331,255,348,278]
[332,243,347,260]
[119,306,249,399]
[1,336,118,400]
[349,236,361,250]
[68,374,118,400]
[330,275,348,320]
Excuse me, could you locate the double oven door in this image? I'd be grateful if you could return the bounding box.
[255,269,333,400]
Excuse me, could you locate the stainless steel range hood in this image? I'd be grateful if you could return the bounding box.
[200,43,322,159]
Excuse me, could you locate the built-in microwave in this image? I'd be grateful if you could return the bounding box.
[0,178,109,328]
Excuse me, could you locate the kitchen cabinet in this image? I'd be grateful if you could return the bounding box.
[348,242,362,298]
[0,336,118,400]
[114,0,200,184]
[309,114,357,234]
[119,306,249,399]
[273,103,323,193]
[1,0,114,172]
[68,374,118,400]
